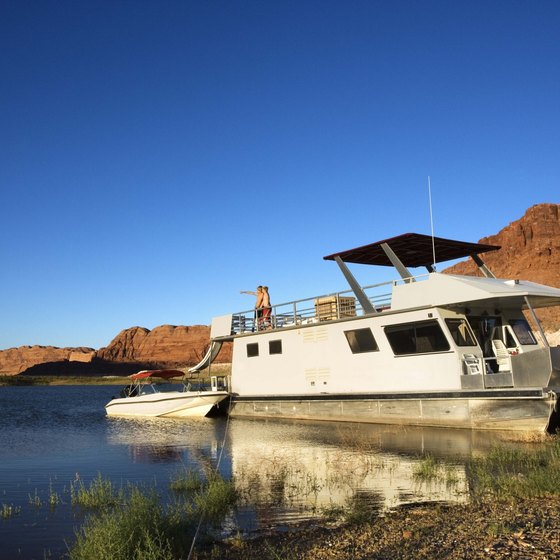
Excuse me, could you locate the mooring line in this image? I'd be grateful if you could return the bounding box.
[187,408,232,560]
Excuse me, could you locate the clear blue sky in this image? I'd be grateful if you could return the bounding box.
[1,1,559,350]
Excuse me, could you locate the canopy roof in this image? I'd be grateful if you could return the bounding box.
[129,369,185,380]
[323,233,500,268]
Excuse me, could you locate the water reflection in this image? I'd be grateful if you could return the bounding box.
[106,416,224,467]
[106,415,528,531]
[0,386,548,558]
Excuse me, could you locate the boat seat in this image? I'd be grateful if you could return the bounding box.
[491,340,511,372]
[462,354,481,375]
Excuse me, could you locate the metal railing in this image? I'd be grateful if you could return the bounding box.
[230,280,395,335]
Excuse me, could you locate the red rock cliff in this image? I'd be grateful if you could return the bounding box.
[95,324,230,366]
[0,346,95,375]
[444,203,560,332]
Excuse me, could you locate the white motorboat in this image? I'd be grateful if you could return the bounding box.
[105,369,230,418]
[203,233,560,433]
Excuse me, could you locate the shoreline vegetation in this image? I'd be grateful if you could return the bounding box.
[4,429,559,559]
[2,374,559,557]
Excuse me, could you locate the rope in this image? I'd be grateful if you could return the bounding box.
[187,409,232,560]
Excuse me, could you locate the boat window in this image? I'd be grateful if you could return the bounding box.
[445,319,477,347]
[385,320,450,355]
[344,328,379,353]
[246,343,259,357]
[509,319,537,345]
[269,340,282,355]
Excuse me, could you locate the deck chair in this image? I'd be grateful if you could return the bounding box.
[491,339,511,372]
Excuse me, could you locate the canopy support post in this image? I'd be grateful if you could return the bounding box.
[471,254,496,279]
[334,256,377,314]
[380,243,415,282]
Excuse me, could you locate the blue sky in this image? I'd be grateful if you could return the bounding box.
[1,0,559,350]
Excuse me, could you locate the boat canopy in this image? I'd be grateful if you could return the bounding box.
[129,369,185,380]
[323,233,500,268]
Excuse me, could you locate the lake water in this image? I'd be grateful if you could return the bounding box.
[0,385,534,559]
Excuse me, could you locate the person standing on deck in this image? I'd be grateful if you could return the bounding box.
[262,286,271,329]
[241,286,264,329]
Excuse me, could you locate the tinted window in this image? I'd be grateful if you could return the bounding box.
[509,319,537,345]
[445,319,477,347]
[385,320,450,355]
[344,328,379,353]
[246,343,259,357]
[269,340,282,354]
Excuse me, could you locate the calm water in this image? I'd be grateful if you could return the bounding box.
[0,385,533,559]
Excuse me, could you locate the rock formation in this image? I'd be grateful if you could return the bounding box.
[0,325,232,376]
[444,203,560,334]
[0,346,95,375]
[96,324,232,367]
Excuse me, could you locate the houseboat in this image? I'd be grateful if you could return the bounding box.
[195,233,560,432]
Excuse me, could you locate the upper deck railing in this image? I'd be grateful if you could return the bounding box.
[230,280,397,335]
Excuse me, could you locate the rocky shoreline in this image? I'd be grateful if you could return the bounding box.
[196,497,560,559]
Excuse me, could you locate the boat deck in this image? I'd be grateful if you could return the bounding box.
[230,276,421,335]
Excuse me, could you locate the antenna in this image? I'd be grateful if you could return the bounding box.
[428,176,436,271]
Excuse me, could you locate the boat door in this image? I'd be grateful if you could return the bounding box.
[467,316,502,374]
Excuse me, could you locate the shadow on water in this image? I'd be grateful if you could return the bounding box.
[0,385,550,558]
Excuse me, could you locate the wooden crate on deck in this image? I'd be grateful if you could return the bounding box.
[314,296,356,321]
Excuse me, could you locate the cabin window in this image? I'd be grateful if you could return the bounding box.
[344,328,379,353]
[445,319,477,347]
[385,320,450,355]
[509,319,537,345]
[269,340,283,355]
[246,343,259,357]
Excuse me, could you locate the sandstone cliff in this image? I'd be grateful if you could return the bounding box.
[444,203,560,333]
[0,346,95,375]
[96,324,232,367]
[0,325,232,376]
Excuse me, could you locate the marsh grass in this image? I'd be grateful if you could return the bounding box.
[194,474,238,524]
[1,503,21,519]
[70,473,125,509]
[28,489,43,508]
[170,468,205,493]
[68,472,237,560]
[467,438,560,499]
[46,480,62,508]
[70,487,175,560]
[413,455,441,481]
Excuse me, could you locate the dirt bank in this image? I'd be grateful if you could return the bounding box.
[195,497,560,559]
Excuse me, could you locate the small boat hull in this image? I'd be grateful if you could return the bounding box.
[105,391,230,418]
[228,389,559,432]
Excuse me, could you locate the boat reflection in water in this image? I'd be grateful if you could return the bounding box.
[106,416,532,531]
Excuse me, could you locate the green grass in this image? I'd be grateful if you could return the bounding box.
[413,455,442,481]
[170,468,205,494]
[71,474,125,509]
[68,472,237,560]
[1,503,21,519]
[467,437,560,500]
[69,487,175,560]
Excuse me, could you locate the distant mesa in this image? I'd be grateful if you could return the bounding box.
[0,325,232,377]
[1,203,559,376]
